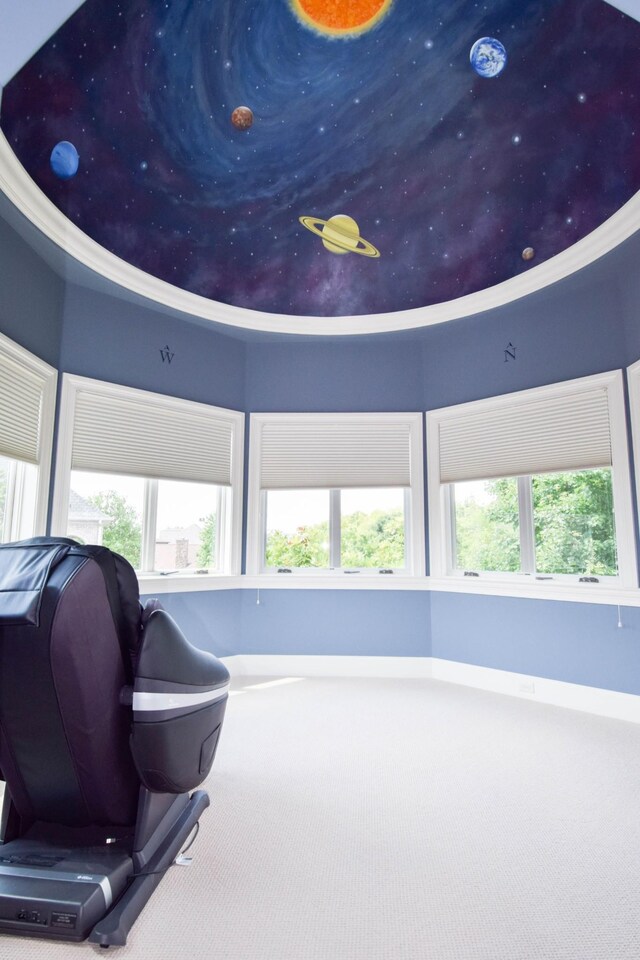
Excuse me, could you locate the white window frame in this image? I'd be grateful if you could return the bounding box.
[627,358,640,549]
[51,374,244,583]
[246,412,425,577]
[0,331,57,540]
[426,370,638,591]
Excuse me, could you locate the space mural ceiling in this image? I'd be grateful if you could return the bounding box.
[1,0,639,319]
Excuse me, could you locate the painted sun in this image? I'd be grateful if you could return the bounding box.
[290,0,393,37]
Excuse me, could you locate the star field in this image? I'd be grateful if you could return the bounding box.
[1,0,639,318]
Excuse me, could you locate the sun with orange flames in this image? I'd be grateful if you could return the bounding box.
[290,0,393,37]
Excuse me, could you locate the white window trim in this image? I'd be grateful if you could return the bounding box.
[627,358,640,545]
[0,331,57,538]
[52,374,244,580]
[246,411,425,577]
[426,370,638,592]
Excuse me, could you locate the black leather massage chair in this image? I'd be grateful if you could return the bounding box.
[0,537,230,946]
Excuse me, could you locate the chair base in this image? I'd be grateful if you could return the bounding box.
[89,789,210,948]
[0,790,210,947]
[0,835,132,942]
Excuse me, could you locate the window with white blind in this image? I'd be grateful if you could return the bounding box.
[0,332,56,542]
[627,357,640,546]
[246,413,425,575]
[52,375,244,578]
[426,371,637,588]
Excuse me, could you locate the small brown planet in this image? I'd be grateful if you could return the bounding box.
[231,106,253,130]
[521,246,535,261]
[299,214,380,257]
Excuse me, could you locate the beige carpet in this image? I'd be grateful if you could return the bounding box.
[2,675,640,959]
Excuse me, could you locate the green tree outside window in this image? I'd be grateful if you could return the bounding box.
[88,490,142,569]
[265,507,405,569]
[454,469,617,577]
[197,512,217,567]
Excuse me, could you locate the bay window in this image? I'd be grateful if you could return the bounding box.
[0,333,56,541]
[247,412,424,575]
[427,371,636,588]
[53,375,244,578]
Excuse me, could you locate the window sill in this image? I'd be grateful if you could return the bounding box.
[427,576,640,607]
[242,574,426,591]
[136,572,640,606]
[138,573,242,594]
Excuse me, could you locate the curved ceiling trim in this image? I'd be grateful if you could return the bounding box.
[1,133,639,337]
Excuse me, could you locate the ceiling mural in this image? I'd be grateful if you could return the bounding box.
[1,0,639,320]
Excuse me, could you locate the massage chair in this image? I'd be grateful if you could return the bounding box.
[0,537,230,946]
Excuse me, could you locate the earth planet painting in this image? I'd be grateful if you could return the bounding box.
[1,0,639,320]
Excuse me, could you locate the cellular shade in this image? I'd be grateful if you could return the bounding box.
[71,390,234,485]
[438,387,612,484]
[259,418,412,489]
[0,352,44,464]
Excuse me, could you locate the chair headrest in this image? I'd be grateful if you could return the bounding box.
[0,538,75,626]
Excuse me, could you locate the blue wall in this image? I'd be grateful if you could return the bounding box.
[60,282,246,411]
[431,592,640,696]
[140,589,431,660]
[0,200,63,366]
[139,589,243,660]
[2,193,640,694]
[140,586,640,698]
[420,270,628,411]
[618,234,640,364]
[238,589,430,658]
[244,334,425,413]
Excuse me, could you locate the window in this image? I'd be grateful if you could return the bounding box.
[427,371,637,588]
[627,357,640,544]
[247,413,424,575]
[452,470,618,578]
[52,375,244,577]
[453,477,520,574]
[0,333,56,541]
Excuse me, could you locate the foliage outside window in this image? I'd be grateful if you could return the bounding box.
[67,471,222,574]
[87,488,143,569]
[264,487,406,571]
[453,477,520,574]
[265,490,329,568]
[453,468,618,578]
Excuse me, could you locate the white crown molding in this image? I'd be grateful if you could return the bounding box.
[1,131,640,336]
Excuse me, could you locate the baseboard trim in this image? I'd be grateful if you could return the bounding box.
[221,654,433,679]
[430,658,640,724]
[221,654,640,723]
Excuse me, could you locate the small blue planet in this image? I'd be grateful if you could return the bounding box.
[50,141,79,179]
[470,37,507,78]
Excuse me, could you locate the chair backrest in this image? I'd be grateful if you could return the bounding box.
[0,539,142,829]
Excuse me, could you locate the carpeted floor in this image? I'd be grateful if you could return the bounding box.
[2,675,640,959]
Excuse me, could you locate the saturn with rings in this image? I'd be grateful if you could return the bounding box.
[299,214,381,257]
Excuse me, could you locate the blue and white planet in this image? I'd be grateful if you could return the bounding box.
[470,37,507,78]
